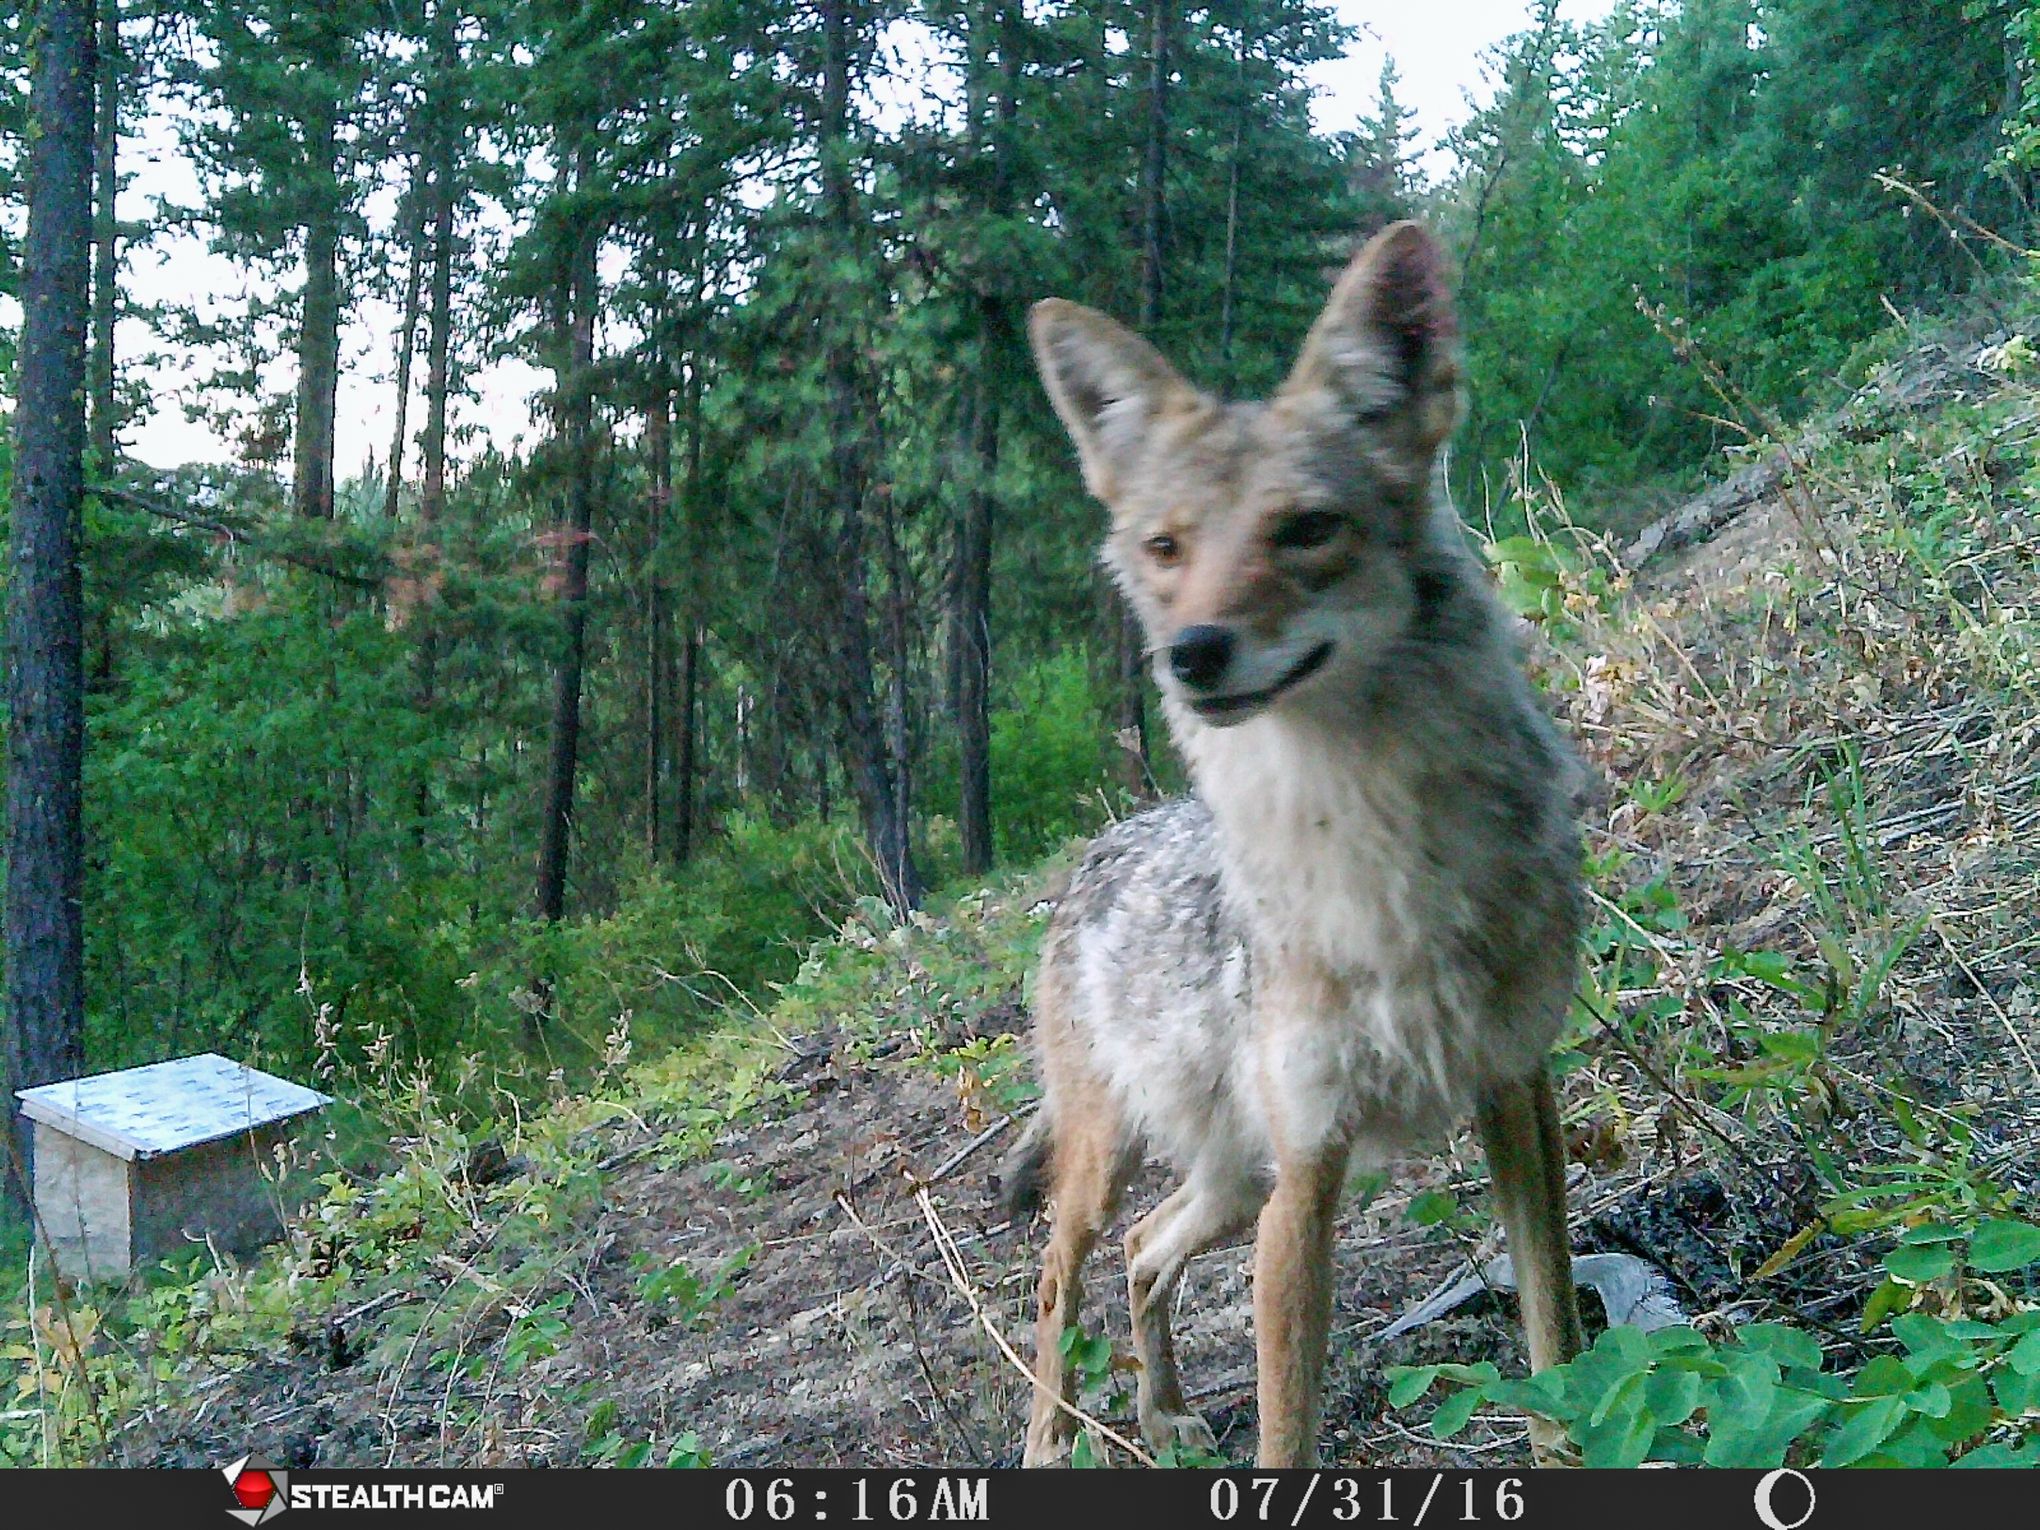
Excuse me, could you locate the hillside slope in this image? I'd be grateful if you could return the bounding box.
[14,306,2040,1471]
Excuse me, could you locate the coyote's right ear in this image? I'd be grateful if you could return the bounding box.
[1029,299,1199,504]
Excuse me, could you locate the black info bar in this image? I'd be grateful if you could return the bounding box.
[1,1466,2030,1528]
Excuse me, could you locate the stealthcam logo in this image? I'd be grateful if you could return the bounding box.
[221,1455,290,1525]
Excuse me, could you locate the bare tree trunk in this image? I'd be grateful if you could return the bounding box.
[1115,0,1173,795]
[383,155,429,520]
[678,622,700,863]
[88,0,118,471]
[294,96,341,520]
[674,351,704,865]
[5,0,95,1211]
[820,0,922,912]
[953,0,1017,875]
[644,390,672,858]
[533,147,601,941]
[1218,12,1248,398]
[412,37,457,838]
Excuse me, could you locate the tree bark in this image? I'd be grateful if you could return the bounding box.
[1115,0,1173,795]
[294,93,341,520]
[953,0,1017,875]
[383,154,429,520]
[673,349,704,866]
[644,390,672,858]
[820,0,922,912]
[88,0,118,470]
[533,148,601,938]
[1218,11,1249,398]
[5,0,96,1210]
[412,13,458,838]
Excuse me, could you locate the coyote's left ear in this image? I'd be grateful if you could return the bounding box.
[1283,221,1461,457]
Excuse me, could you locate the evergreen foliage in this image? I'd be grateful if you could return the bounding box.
[0,0,2034,1089]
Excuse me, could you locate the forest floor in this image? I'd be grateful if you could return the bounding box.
[17,306,2040,1470]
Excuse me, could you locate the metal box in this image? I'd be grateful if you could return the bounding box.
[15,1053,331,1282]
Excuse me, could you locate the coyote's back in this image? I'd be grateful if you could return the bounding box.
[1009,220,1587,1468]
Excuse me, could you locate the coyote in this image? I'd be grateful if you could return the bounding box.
[1004,221,1585,1468]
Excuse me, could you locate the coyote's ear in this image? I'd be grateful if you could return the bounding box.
[1283,221,1461,456]
[1029,298,1199,503]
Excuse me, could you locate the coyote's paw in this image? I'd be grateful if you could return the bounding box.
[1142,1409,1218,1457]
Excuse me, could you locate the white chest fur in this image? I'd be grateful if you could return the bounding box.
[1177,703,1496,1148]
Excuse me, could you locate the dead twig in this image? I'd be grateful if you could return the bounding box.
[917,1106,1033,1188]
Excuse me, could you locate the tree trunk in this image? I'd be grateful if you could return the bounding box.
[820,0,922,913]
[1218,13,1248,398]
[412,43,457,838]
[953,0,1016,876]
[294,95,341,520]
[956,390,995,873]
[88,0,118,471]
[678,622,699,863]
[5,0,95,1211]
[1115,0,1173,795]
[533,149,601,938]
[383,154,429,520]
[673,351,704,865]
[644,390,672,858]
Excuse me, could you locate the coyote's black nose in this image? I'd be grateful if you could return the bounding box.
[1169,625,1236,690]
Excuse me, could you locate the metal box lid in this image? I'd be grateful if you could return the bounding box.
[15,1053,332,1161]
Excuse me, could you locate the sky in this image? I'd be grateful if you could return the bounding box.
[56,0,1614,476]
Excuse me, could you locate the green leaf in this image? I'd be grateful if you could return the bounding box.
[1892,1314,1974,1369]
[1902,1380,1952,1419]
[1822,1395,1909,1466]
[1485,1370,1572,1420]
[1406,1189,1458,1226]
[1643,1368,1703,1427]
[1866,1416,1953,1467]
[2008,1328,2040,1377]
[1579,1403,1657,1468]
[1860,1277,1913,1332]
[1703,1381,1834,1468]
[1884,1244,1955,1283]
[1970,1219,2040,1272]
[1437,1361,1502,1386]
[1851,1355,1921,1398]
[1387,1365,1441,1408]
[1758,1029,1822,1062]
[1897,1222,1967,1245]
[1927,1374,1995,1444]
[1954,1440,2032,1468]
[1993,1364,2040,1417]
[1429,1384,1483,1439]
[1741,1324,1826,1372]
[1590,1370,1645,1430]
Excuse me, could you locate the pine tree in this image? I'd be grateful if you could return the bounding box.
[5,0,95,1208]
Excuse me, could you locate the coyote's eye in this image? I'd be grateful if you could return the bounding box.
[1271,510,1344,551]
[1144,533,1182,567]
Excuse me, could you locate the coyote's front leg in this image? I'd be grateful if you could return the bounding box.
[1476,1064,1584,1463]
[1252,1143,1351,1467]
